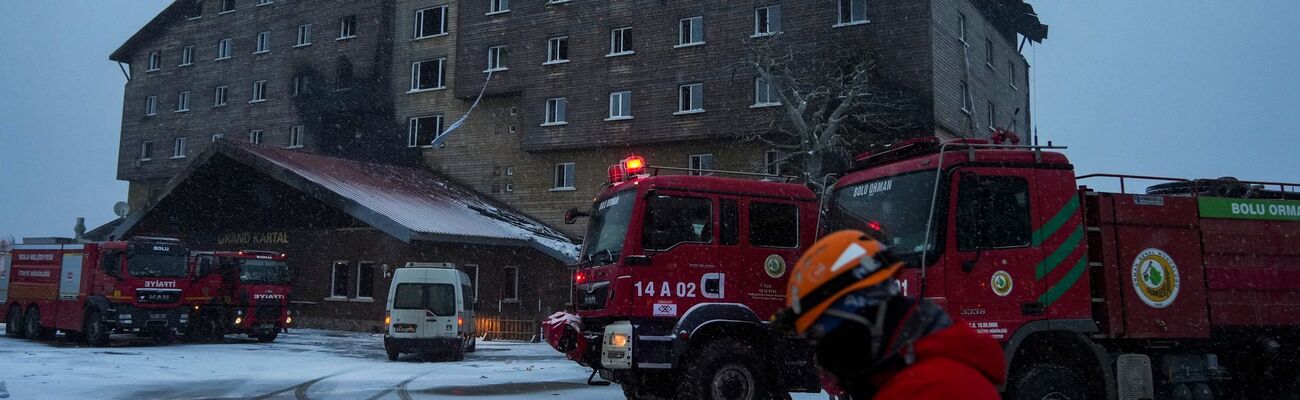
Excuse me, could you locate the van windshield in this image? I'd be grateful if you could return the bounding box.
[393,283,456,316]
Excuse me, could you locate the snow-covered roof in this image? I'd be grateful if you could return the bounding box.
[115,141,579,263]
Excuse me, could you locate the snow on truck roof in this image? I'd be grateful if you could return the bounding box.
[113,141,579,264]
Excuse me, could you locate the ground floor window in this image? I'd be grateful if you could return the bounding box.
[356,261,374,299]
[503,266,519,302]
[331,261,349,298]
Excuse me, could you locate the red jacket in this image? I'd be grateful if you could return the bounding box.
[867,322,1006,399]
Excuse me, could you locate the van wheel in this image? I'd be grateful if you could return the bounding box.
[25,308,52,340]
[466,337,477,353]
[6,306,24,338]
[1008,363,1091,400]
[256,331,279,343]
[677,341,772,400]
[84,311,110,347]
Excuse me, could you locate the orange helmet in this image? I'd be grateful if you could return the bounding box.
[780,230,904,335]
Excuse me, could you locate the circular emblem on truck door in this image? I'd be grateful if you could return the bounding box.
[1131,248,1180,308]
[764,255,787,278]
[990,270,1013,297]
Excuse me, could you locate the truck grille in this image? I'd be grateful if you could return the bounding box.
[136,290,181,304]
[255,306,281,321]
[577,282,609,311]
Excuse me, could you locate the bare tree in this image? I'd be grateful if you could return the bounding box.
[736,34,922,188]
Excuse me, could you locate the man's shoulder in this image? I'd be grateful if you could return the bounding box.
[873,358,1001,399]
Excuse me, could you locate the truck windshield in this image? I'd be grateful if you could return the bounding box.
[393,283,456,316]
[580,189,637,264]
[127,253,189,278]
[239,259,289,285]
[828,171,942,265]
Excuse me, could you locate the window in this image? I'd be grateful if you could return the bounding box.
[678,17,704,47]
[488,0,509,14]
[415,6,448,38]
[296,24,312,46]
[503,266,518,301]
[249,129,264,144]
[553,162,575,190]
[172,137,187,159]
[957,175,1031,250]
[258,0,273,5]
[544,97,567,125]
[217,38,233,59]
[546,36,569,64]
[1009,61,1018,89]
[293,76,308,96]
[254,31,270,53]
[837,0,868,25]
[608,91,632,120]
[609,27,632,55]
[960,81,971,113]
[180,46,194,66]
[147,51,161,71]
[221,0,235,13]
[211,133,225,142]
[486,45,507,71]
[410,59,446,91]
[688,154,713,176]
[987,102,996,130]
[957,13,967,43]
[677,83,704,113]
[750,202,799,248]
[288,125,304,148]
[642,195,712,250]
[176,91,190,112]
[754,5,781,36]
[985,38,994,67]
[140,141,154,160]
[145,96,158,116]
[407,115,443,147]
[721,199,739,245]
[356,262,374,299]
[330,261,349,298]
[765,150,783,175]
[338,15,357,39]
[251,80,267,102]
[187,1,204,19]
[754,76,779,106]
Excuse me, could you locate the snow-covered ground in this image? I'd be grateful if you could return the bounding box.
[0,325,828,399]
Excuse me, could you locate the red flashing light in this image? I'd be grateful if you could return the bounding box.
[866,220,883,232]
[623,156,646,175]
[576,272,586,284]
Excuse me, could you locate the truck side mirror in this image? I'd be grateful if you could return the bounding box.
[564,208,589,225]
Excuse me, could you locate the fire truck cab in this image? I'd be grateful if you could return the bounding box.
[550,156,822,399]
[3,237,191,345]
[186,250,291,342]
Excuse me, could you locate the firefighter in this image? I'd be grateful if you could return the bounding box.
[774,230,1005,399]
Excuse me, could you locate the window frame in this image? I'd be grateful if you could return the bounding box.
[410,58,447,92]
[140,140,154,161]
[216,38,233,60]
[180,46,195,66]
[296,24,313,47]
[220,0,236,13]
[288,125,304,148]
[765,149,783,176]
[502,266,519,302]
[1009,61,1018,90]
[414,6,449,39]
[753,76,780,107]
[608,91,632,120]
[543,97,567,126]
[488,0,510,15]
[407,115,444,148]
[960,80,971,114]
[836,0,869,26]
[676,83,705,114]
[147,51,161,72]
[329,260,349,299]
[251,80,267,102]
[486,45,508,72]
[552,162,576,191]
[677,16,705,47]
[608,27,633,56]
[338,15,358,39]
[545,36,570,65]
[641,194,715,251]
[688,153,714,176]
[754,5,782,37]
[249,129,264,144]
[985,38,994,68]
[211,133,225,142]
[145,95,158,116]
[255,31,271,54]
[176,90,191,112]
[172,137,188,159]
[355,261,375,300]
[987,101,997,131]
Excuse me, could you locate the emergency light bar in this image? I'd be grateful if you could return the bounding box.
[608,156,649,184]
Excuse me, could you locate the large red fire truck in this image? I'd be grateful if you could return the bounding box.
[547,156,823,399]
[185,250,291,342]
[2,237,191,345]
[829,136,1300,399]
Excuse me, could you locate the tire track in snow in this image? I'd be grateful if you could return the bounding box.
[363,371,431,400]
[249,372,344,400]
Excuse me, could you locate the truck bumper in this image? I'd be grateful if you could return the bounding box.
[111,305,189,331]
[384,336,462,354]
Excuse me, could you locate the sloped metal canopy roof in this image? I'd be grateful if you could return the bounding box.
[113,141,579,263]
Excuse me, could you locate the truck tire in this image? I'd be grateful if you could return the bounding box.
[83,311,110,347]
[677,341,774,400]
[466,337,477,353]
[25,308,52,340]
[387,349,400,361]
[256,330,279,343]
[1008,363,1091,400]
[6,306,24,338]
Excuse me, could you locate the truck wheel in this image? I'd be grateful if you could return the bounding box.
[387,349,400,361]
[84,311,110,347]
[153,330,177,345]
[1008,363,1091,400]
[677,341,773,400]
[24,308,51,340]
[256,331,279,343]
[5,306,24,338]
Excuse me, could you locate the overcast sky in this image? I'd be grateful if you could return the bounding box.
[0,1,1297,238]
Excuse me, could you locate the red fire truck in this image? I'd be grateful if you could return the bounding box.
[829,136,1300,399]
[547,156,823,399]
[185,250,291,343]
[2,237,191,345]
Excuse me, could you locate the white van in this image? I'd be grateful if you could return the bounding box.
[384,262,476,361]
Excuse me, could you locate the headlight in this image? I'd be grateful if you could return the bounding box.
[285,316,293,324]
[610,333,629,348]
[234,317,243,325]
